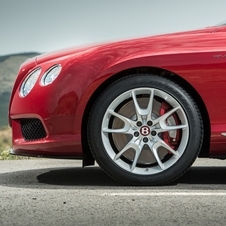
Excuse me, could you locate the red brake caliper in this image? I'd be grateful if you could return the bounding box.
[159,102,181,151]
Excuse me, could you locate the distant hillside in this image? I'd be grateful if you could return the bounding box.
[0,52,40,128]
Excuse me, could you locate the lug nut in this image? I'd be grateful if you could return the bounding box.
[136,121,142,127]
[134,132,139,137]
[151,131,156,136]
[147,121,153,126]
[143,137,148,143]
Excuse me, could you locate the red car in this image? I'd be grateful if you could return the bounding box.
[9,23,226,185]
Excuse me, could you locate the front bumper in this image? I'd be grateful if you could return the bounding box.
[10,115,83,158]
[9,59,84,158]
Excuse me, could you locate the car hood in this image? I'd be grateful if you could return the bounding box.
[36,26,222,65]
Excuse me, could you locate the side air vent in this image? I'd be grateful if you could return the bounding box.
[20,118,47,141]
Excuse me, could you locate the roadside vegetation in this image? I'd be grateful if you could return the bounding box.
[0,127,12,159]
[0,127,29,160]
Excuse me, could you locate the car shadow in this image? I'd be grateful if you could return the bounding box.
[1,166,226,189]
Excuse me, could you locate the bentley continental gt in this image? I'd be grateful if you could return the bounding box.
[9,23,226,185]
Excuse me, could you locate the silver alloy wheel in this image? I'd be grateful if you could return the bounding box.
[101,88,189,175]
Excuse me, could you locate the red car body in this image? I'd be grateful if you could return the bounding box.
[9,25,226,184]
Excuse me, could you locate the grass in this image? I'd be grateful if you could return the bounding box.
[0,127,12,160]
[0,127,29,160]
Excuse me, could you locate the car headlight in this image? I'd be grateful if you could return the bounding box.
[40,64,62,86]
[20,68,41,97]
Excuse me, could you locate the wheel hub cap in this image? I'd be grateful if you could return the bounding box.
[140,126,151,136]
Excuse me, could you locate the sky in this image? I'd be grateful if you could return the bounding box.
[1,0,226,56]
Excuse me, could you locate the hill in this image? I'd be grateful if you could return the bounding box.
[0,52,40,128]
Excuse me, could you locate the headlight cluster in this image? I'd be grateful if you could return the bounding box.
[40,64,62,86]
[20,68,41,97]
[20,64,62,97]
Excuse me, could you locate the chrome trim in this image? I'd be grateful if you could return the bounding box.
[222,133,226,136]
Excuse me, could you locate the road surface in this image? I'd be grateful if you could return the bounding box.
[0,158,226,226]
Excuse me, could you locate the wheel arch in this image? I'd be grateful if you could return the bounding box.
[82,66,210,166]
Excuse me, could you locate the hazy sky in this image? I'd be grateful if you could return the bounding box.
[1,0,226,56]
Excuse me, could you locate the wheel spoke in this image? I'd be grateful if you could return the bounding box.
[131,89,154,121]
[151,141,166,170]
[114,137,142,172]
[153,106,188,132]
[156,124,187,133]
[153,137,180,157]
[131,147,142,172]
[147,90,155,121]
[102,110,134,134]
[114,137,138,160]
[102,127,131,134]
[148,137,180,170]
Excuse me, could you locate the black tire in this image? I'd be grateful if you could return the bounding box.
[88,74,203,185]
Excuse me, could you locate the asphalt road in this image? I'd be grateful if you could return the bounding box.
[0,158,226,226]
